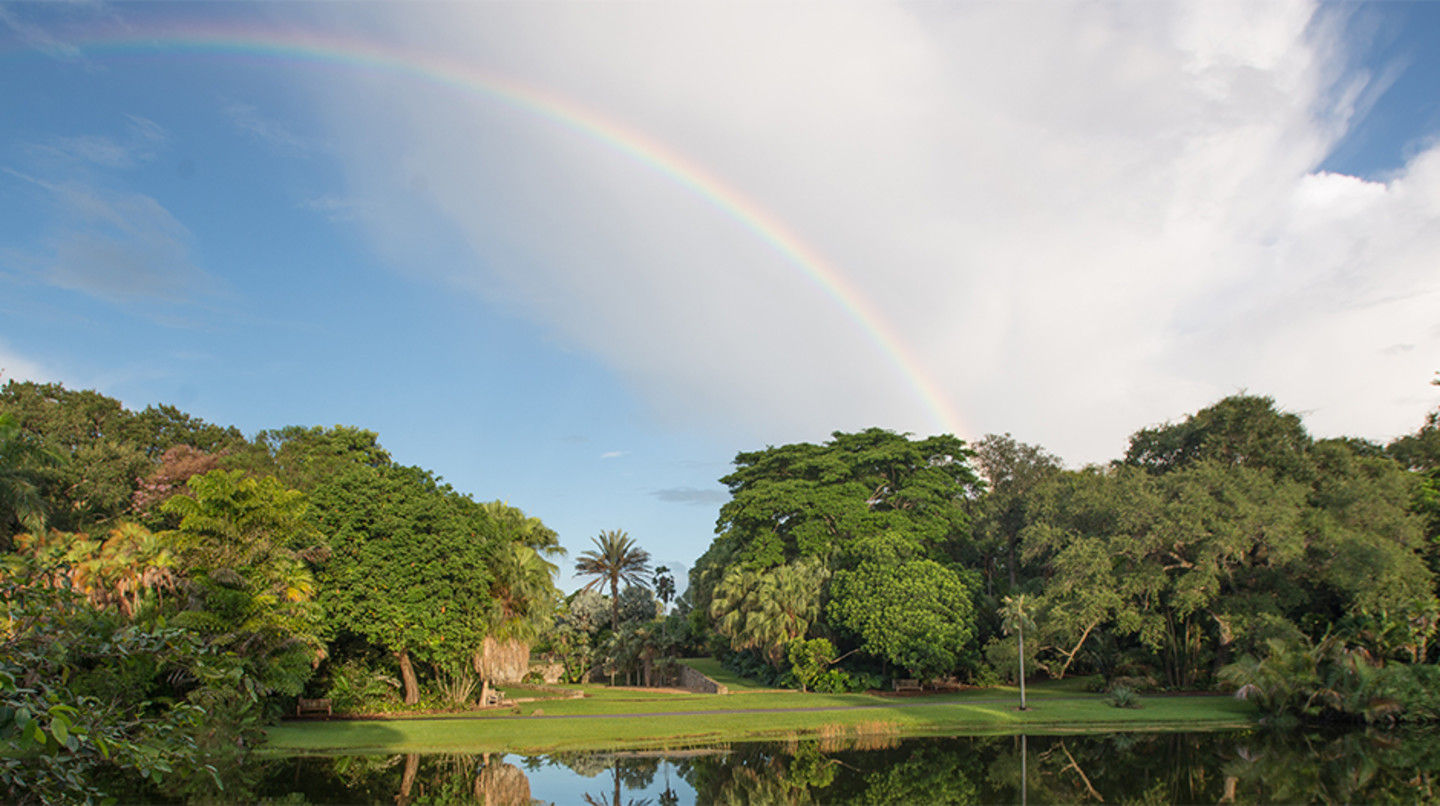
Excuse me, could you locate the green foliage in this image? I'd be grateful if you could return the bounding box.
[0,381,243,537]
[712,428,979,571]
[711,559,828,668]
[617,584,662,625]
[231,424,391,492]
[0,411,53,539]
[971,433,1062,592]
[1107,685,1141,708]
[161,470,325,697]
[653,565,676,609]
[575,529,652,632]
[1124,394,1313,482]
[320,660,401,714]
[787,637,835,692]
[828,534,978,679]
[982,634,1038,684]
[1022,415,1436,689]
[308,462,497,686]
[0,554,261,803]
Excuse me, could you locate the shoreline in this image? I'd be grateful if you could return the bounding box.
[263,683,1258,755]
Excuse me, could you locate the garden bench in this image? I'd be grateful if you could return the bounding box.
[296,697,332,717]
[893,679,922,692]
[483,689,507,707]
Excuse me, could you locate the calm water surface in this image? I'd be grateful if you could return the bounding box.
[219,728,1440,804]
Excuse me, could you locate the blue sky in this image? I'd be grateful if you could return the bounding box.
[3,2,1439,590]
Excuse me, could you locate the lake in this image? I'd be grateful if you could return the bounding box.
[215,727,1440,804]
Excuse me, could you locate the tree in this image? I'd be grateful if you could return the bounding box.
[787,637,835,693]
[711,429,980,571]
[653,566,676,610]
[827,534,979,680]
[0,381,242,535]
[1124,394,1313,482]
[999,594,1035,709]
[131,445,223,520]
[309,463,498,704]
[161,470,326,697]
[0,411,51,538]
[482,500,564,558]
[710,559,828,668]
[972,433,1062,591]
[575,530,652,632]
[477,541,561,705]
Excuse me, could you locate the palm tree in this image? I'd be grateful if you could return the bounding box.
[575,529,651,632]
[482,500,566,558]
[0,412,52,538]
[1000,594,1036,710]
[710,560,827,668]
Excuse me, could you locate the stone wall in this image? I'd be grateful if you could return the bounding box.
[678,663,729,695]
[528,662,565,685]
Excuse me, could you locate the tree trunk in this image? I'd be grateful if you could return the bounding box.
[1017,628,1028,710]
[397,649,420,705]
[398,752,419,804]
[610,576,620,632]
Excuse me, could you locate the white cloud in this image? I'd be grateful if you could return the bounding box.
[0,342,53,386]
[308,2,1440,462]
[223,101,311,152]
[5,170,210,304]
[600,451,628,460]
[27,116,169,170]
[0,5,82,61]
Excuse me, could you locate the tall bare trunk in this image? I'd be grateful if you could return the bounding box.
[610,576,620,632]
[397,649,419,705]
[1017,628,1028,710]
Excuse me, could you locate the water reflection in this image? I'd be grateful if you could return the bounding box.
[242,728,1440,804]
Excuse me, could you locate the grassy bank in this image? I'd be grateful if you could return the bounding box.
[264,677,1257,755]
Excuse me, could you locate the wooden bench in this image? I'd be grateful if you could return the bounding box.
[296,697,332,717]
[893,679,922,692]
[482,689,507,707]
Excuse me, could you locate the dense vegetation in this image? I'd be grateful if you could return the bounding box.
[0,382,567,801]
[690,384,1440,723]
[3,376,1438,800]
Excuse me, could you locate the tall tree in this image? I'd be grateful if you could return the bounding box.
[161,470,326,697]
[482,500,565,558]
[653,566,676,610]
[0,411,51,538]
[1124,394,1313,482]
[710,559,828,668]
[0,381,243,534]
[309,463,497,704]
[712,429,979,571]
[972,433,1062,591]
[999,594,1035,710]
[827,534,979,680]
[575,529,652,632]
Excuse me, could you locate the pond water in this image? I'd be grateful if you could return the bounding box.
[206,727,1440,804]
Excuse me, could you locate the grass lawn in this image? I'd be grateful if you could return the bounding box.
[264,678,1258,756]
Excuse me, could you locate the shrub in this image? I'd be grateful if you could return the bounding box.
[1108,685,1142,708]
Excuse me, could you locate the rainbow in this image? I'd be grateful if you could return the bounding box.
[43,22,967,437]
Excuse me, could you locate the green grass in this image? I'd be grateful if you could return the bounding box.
[263,679,1257,756]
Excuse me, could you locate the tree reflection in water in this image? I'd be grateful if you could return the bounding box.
[246,728,1440,803]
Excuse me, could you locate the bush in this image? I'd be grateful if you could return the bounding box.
[323,660,400,713]
[1107,685,1142,708]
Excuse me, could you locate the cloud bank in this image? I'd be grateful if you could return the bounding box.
[311,2,1440,462]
